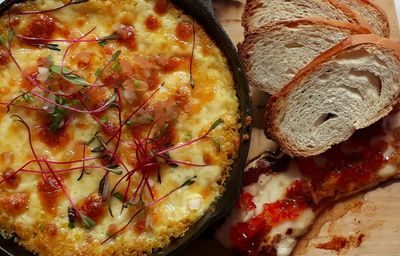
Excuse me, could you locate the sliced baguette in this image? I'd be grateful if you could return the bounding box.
[265,34,400,157]
[238,19,370,95]
[242,0,372,34]
[337,0,390,37]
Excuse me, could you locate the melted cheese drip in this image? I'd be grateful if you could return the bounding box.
[217,110,400,256]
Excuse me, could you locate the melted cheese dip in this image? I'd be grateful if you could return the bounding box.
[0,1,240,255]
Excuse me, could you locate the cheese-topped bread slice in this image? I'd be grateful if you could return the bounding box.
[242,0,371,33]
[265,34,400,157]
[238,19,370,95]
[217,108,400,256]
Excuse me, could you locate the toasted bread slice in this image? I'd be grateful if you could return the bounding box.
[242,0,372,34]
[265,35,400,157]
[238,19,370,95]
[337,0,390,37]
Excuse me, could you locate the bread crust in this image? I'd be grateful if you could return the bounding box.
[343,0,390,37]
[238,19,371,94]
[339,0,390,38]
[242,0,373,35]
[265,35,400,157]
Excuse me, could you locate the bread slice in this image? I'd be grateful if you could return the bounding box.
[336,0,390,37]
[265,35,400,157]
[238,19,370,95]
[242,0,372,34]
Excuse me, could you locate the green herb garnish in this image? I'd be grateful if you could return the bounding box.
[111,50,121,61]
[95,68,103,77]
[97,32,120,46]
[21,92,34,103]
[80,213,97,229]
[98,41,107,47]
[7,29,13,45]
[36,43,61,51]
[98,174,108,196]
[133,80,140,90]
[50,65,91,86]
[209,118,224,131]
[180,176,197,188]
[70,99,80,105]
[110,62,121,72]
[100,116,108,123]
[112,192,123,201]
[125,114,153,127]
[0,35,5,45]
[49,107,66,132]
[72,0,89,4]
[48,95,68,132]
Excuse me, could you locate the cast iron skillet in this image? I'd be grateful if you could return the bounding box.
[0,0,251,255]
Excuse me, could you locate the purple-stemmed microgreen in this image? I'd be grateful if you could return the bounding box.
[11,115,47,183]
[42,158,98,230]
[60,27,96,76]
[0,156,103,185]
[105,83,164,145]
[110,118,223,216]
[77,143,89,181]
[102,175,197,244]
[6,26,118,114]
[17,33,120,45]
[94,50,121,84]
[0,2,217,243]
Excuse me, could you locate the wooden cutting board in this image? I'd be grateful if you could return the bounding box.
[183,1,400,255]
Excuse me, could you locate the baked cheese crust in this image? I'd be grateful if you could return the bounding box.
[0,0,240,255]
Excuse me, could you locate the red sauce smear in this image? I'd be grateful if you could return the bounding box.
[263,198,308,225]
[77,194,106,223]
[23,14,56,40]
[0,49,10,65]
[231,197,307,256]
[297,123,387,201]
[20,69,38,91]
[162,56,190,73]
[176,21,193,41]
[2,169,20,188]
[38,126,70,148]
[316,234,365,252]
[134,219,146,234]
[236,192,256,211]
[230,121,388,255]
[101,121,118,136]
[107,224,118,236]
[86,87,112,109]
[116,24,137,50]
[37,175,63,214]
[174,86,190,106]
[316,236,349,252]
[154,0,170,15]
[37,56,53,67]
[0,192,29,215]
[144,15,161,31]
[229,215,268,256]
